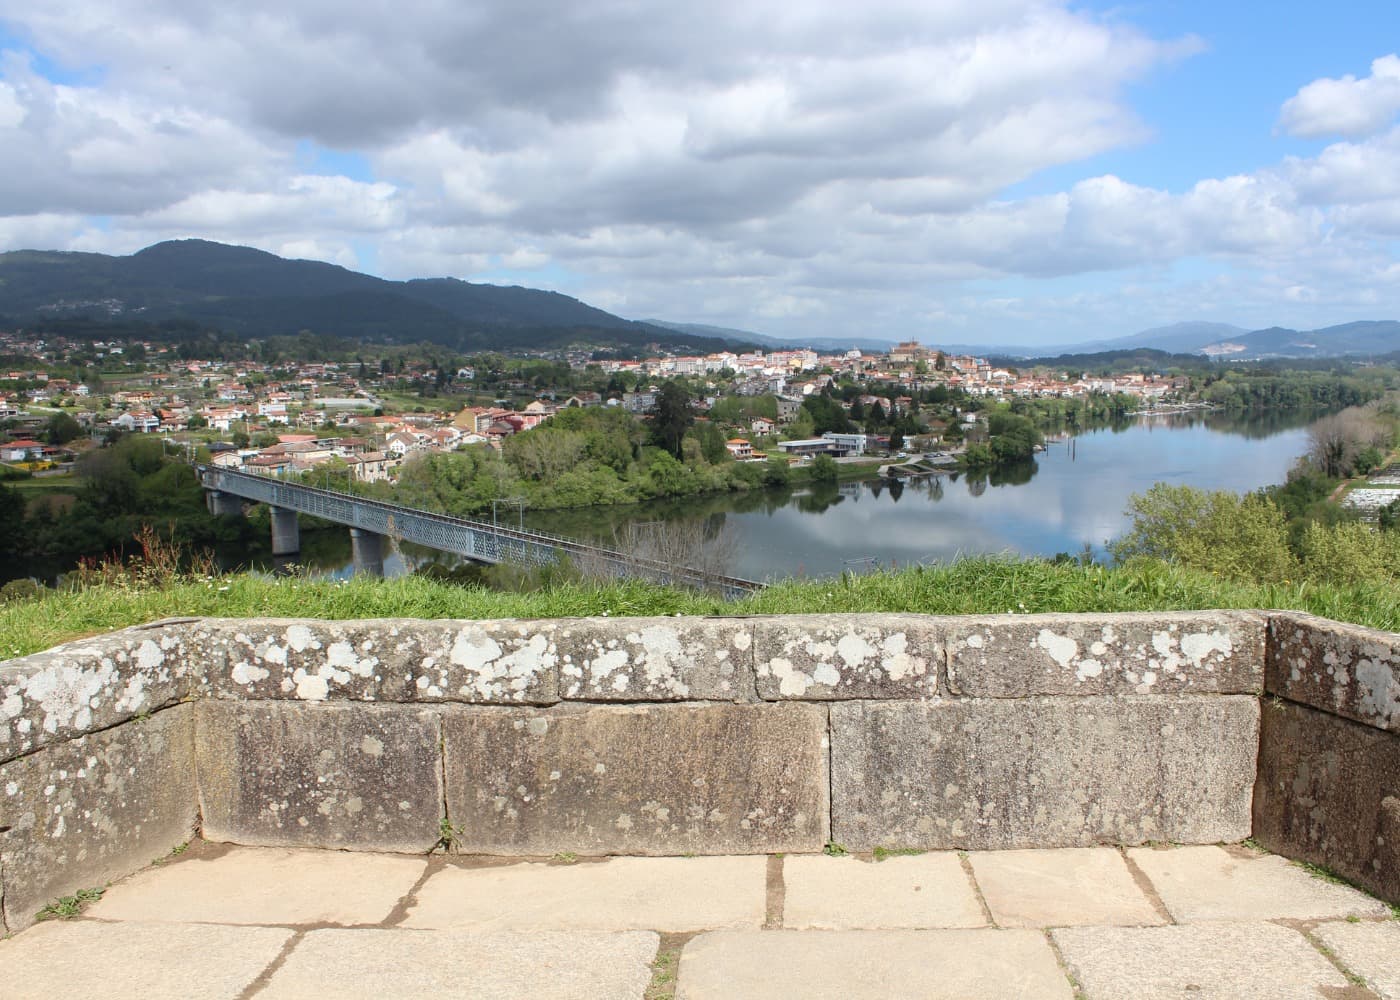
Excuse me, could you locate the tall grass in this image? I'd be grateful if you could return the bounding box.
[4,554,1397,659]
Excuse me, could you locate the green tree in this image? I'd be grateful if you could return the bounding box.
[801,394,853,435]
[0,482,24,558]
[1297,520,1400,584]
[650,382,694,460]
[44,411,83,445]
[810,454,839,482]
[762,454,791,486]
[1110,484,1297,582]
[691,420,729,465]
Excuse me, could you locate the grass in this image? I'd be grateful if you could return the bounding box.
[4,554,1400,659]
[644,945,680,1000]
[35,886,104,921]
[872,846,926,862]
[152,840,190,866]
[822,842,849,857]
[1291,858,1400,920]
[1290,858,1353,887]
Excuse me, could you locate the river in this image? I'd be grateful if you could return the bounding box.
[508,410,1316,580]
[103,408,1316,583]
[0,408,1327,586]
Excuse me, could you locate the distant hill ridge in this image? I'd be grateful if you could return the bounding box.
[0,239,738,353]
[2,240,1398,358]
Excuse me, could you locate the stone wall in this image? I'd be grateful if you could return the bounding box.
[1254,612,1400,904]
[0,608,1393,932]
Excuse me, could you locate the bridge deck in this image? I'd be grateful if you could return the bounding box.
[200,467,761,598]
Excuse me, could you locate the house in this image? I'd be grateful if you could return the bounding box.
[244,453,292,475]
[1,439,45,462]
[113,411,161,433]
[385,431,421,457]
[750,417,776,436]
[563,392,603,408]
[776,397,803,423]
[725,438,754,460]
[346,451,392,483]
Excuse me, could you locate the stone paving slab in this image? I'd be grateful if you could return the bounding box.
[87,845,427,925]
[258,928,659,1000]
[1053,922,1350,1000]
[1127,844,1391,921]
[675,928,1073,999]
[404,856,767,931]
[967,847,1164,928]
[0,920,293,1000]
[1314,920,1400,999]
[782,853,985,929]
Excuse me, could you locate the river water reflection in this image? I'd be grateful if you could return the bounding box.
[516,410,1318,581]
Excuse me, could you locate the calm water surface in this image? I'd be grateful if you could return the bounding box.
[518,410,1317,580]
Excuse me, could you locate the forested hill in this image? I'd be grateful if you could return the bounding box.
[0,240,738,354]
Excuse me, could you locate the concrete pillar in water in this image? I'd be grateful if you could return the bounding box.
[349,527,385,577]
[269,506,300,556]
[206,490,244,518]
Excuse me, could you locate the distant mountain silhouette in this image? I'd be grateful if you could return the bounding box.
[4,241,1398,359]
[0,239,741,353]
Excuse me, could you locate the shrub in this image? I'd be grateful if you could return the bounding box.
[1111,484,1297,583]
[810,454,839,482]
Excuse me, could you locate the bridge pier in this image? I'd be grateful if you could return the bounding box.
[269,506,300,556]
[206,489,244,518]
[349,528,385,577]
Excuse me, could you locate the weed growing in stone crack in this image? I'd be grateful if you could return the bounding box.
[822,842,849,857]
[1237,837,1267,853]
[1291,859,1351,886]
[436,818,465,852]
[872,846,925,862]
[1291,859,1397,918]
[645,948,680,1000]
[153,840,190,866]
[551,852,578,864]
[36,886,103,921]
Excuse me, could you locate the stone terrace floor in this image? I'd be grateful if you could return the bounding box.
[4,842,1400,999]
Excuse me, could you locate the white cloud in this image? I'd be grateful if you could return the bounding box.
[0,2,1398,344]
[1279,53,1400,139]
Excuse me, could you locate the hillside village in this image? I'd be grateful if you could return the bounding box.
[0,330,1187,482]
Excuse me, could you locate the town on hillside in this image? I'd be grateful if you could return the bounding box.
[0,330,1189,485]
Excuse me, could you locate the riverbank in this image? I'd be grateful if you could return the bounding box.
[5,555,1399,659]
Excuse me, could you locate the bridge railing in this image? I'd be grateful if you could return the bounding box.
[201,466,762,597]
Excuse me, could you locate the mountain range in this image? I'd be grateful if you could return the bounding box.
[0,240,738,354]
[1,240,1398,360]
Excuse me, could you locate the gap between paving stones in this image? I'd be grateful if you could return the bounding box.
[764,855,785,929]
[959,851,997,928]
[1042,930,1087,1000]
[1281,918,1388,1000]
[235,930,306,1000]
[9,842,1400,1000]
[1118,846,1176,925]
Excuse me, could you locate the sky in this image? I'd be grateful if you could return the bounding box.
[2,1,1400,348]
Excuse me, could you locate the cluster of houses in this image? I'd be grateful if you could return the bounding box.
[603,342,1188,402]
[1,330,1193,483]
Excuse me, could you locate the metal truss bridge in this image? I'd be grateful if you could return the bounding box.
[199,466,762,599]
